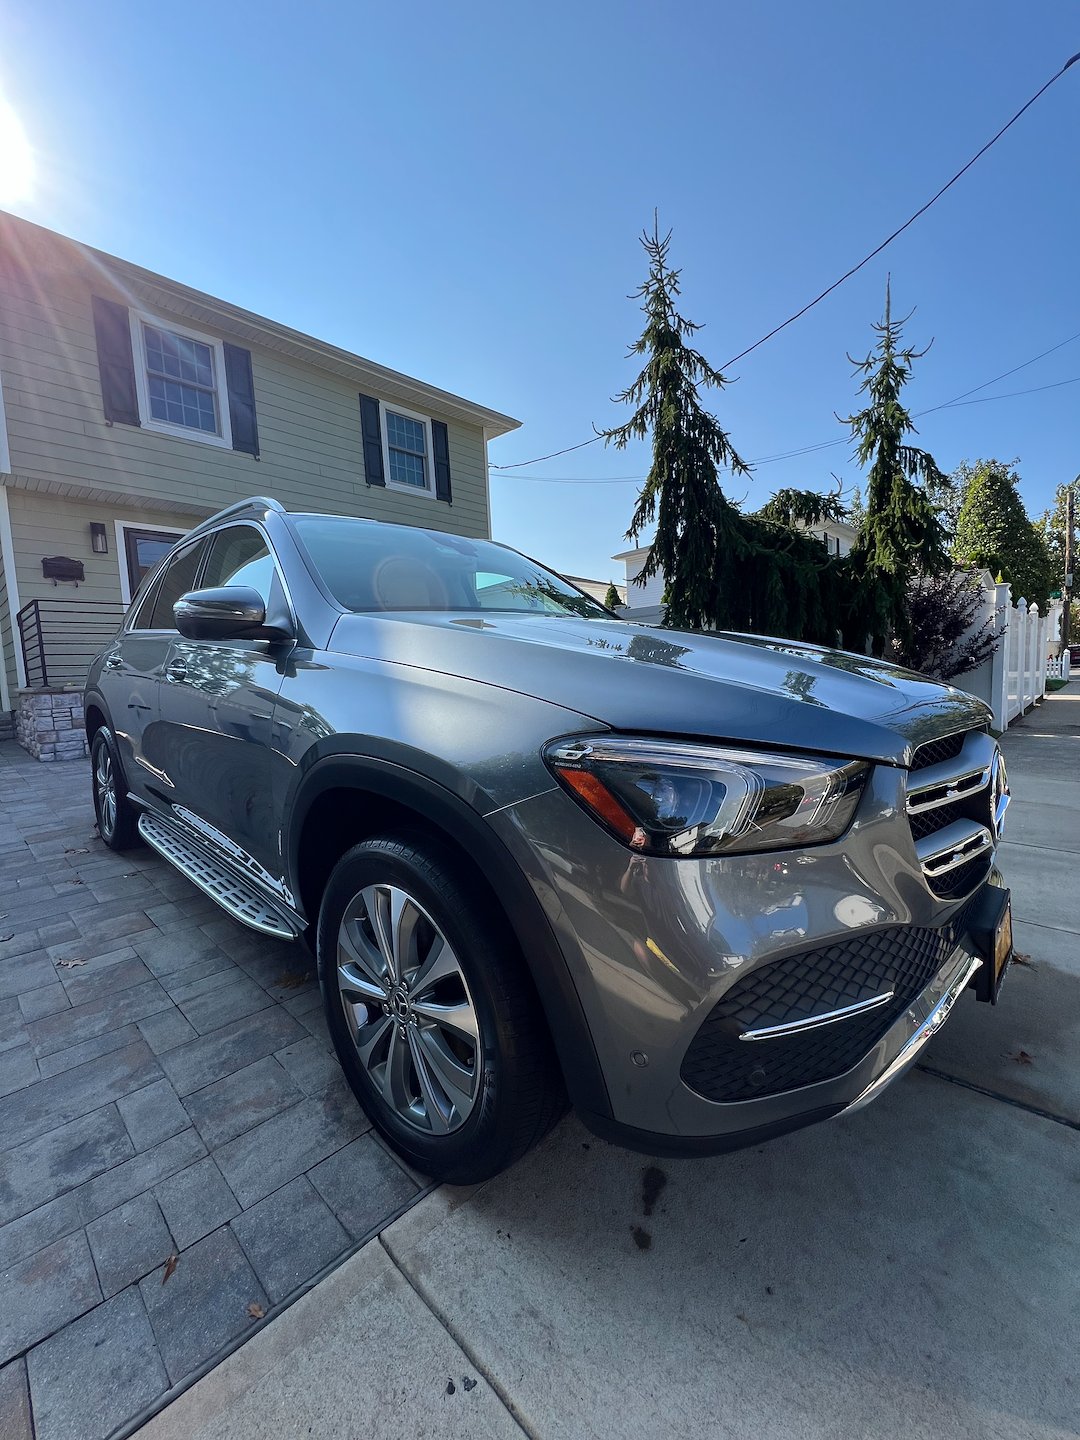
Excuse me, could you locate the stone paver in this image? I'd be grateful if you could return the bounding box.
[230,1175,349,1303]
[139,1228,267,1383]
[0,1358,32,1440]
[0,740,424,1439]
[155,1157,240,1249]
[27,1288,167,1440]
[86,1192,176,1298]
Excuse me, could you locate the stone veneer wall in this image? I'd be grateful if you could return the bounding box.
[16,688,88,761]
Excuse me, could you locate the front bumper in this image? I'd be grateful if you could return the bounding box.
[488,765,1004,1154]
[577,943,983,1157]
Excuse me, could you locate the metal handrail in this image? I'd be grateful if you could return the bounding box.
[17,598,126,689]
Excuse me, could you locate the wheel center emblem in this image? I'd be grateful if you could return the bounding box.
[389,988,411,1021]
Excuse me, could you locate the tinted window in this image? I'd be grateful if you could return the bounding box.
[129,573,163,631]
[292,516,607,618]
[201,526,275,605]
[148,540,207,630]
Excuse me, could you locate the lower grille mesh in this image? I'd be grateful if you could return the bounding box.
[680,905,973,1103]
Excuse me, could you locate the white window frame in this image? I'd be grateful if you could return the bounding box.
[380,401,436,499]
[128,309,233,450]
[115,521,185,605]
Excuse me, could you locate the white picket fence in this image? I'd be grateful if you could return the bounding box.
[956,572,1066,730]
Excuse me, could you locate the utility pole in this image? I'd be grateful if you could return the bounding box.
[1065,480,1076,648]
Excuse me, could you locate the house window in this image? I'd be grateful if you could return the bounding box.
[144,325,218,432]
[384,407,433,493]
[117,523,184,603]
[129,311,233,448]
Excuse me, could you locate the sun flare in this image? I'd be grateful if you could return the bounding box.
[0,94,34,203]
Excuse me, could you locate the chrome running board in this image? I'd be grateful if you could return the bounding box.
[138,812,300,940]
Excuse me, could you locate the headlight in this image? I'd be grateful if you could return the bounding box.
[543,736,869,857]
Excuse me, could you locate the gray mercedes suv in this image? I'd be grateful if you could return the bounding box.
[85,496,1013,1182]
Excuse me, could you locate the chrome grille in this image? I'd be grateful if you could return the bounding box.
[904,729,1003,900]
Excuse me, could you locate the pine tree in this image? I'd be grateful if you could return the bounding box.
[601,221,751,631]
[952,459,1054,607]
[843,280,950,653]
[603,582,623,610]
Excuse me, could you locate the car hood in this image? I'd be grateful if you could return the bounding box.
[328,611,991,766]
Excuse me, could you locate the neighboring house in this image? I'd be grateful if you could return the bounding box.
[0,211,519,740]
[613,518,857,623]
[562,574,626,606]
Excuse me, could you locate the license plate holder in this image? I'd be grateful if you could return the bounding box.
[967,884,1013,1005]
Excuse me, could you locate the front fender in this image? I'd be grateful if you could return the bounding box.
[284,751,612,1121]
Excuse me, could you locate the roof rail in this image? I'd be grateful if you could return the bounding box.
[192,496,287,531]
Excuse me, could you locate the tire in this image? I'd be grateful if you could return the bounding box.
[317,833,565,1184]
[90,727,141,852]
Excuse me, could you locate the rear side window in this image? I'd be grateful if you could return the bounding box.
[201,525,275,605]
[148,540,207,630]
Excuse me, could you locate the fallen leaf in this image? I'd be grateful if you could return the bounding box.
[462,1377,477,1392]
[1010,1049,1035,1066]
[1012,951,1034,968]
[162,1253,179,1284]
[274,971,311,990]
[247,1302,265,1320]
[0,934,13,944]
[64,847,89,855]
[56,958,87,969]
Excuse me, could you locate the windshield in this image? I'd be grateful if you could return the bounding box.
[291,516,610,618]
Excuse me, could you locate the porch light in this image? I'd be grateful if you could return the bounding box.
[90,522,108,554]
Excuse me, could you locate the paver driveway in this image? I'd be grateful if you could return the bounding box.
[0,741,426,1440]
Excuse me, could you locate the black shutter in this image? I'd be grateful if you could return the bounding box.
[431,420,452,504]
[91,295,140,427]
[359,394,385,486]
[223,344,259,457]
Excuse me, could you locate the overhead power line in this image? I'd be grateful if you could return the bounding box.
[491,330,1080,483]
[491,51,1080,475]
[718,50,1080,370]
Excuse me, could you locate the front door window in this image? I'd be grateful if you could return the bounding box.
[123,527,183,598]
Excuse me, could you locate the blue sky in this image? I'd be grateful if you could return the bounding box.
[1,1,1077,582]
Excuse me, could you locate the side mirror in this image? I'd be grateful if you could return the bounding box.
[173,587,293,643]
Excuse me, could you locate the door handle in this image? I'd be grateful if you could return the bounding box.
[164,662,188,683]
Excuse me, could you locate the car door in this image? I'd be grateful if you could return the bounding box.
[106,538,207,804]
[155,523,291,886]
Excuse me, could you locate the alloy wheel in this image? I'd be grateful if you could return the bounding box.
[95,746,117,838]
[336,883,481,1135]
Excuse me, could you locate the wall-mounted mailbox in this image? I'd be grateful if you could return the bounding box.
[41,556,85,584]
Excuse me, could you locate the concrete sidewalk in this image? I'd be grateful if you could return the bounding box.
[134,689,1080,1440]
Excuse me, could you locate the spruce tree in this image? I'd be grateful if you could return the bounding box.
[603,582,623,610]
[601,221,751,632]
[603,223,846,641]
[842,281,950,653]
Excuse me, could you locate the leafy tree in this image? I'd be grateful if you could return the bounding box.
[1037,478,1078,636]
[842,281,950,654]
[952,459,1054,608]
[603,582,623,610]
[604,223,845,640]
[890,571,1000,680]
